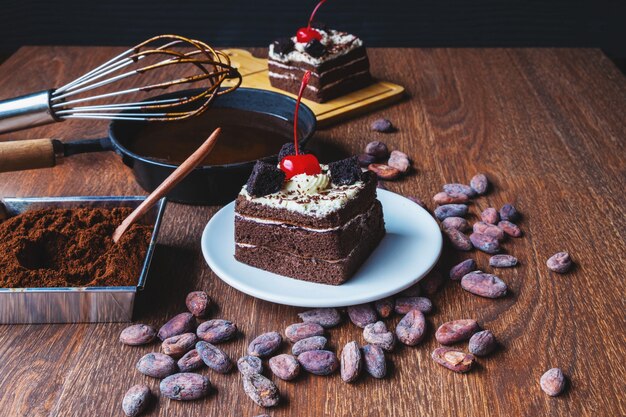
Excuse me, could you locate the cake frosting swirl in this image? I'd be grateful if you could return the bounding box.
[240,165,365,217]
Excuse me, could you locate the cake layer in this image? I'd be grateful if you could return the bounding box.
[270,72,372,103]
[268,55,370,89]
[269,46,369,82]
[234,218,385,285]
[268,30,365,71]
[235,171,377,228]
[235,200,384,259]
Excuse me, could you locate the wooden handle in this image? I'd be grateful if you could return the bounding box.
[112,128,222,243]
[0,138,58,173]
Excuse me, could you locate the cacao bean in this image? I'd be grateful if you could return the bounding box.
[435,319,480,345]
[237,355,263,376]
[162,333,197,358]
[547,252,572,273]
[196,319,237,343]
[362,344,386,379]
[248,332,282,357]
[498,220,522,237]
[178,349,204,372]
[468,330,497,356]
[443,227,473,251]
[242,374,280,407]
[269,354,300,381]
[347,304,378,328]
[122,384,151,417]
[433,191,469,205]
[136,352,177,379]
[431,347,475,373]
[394,296,433,314]
[461,271,507,298]
[365,140,389,158]
[481,207,500,225]
[158,313,195,341]
[297,350,339,375]
[285,322,324,343]
[473,222,505,241]
[292,336,327,356]
[363,321,395,351]
[196,341,233,374]
[370,118,394,133]
[434,204,468,220]
[395,309,426,346]
[489,254,518,268]
[443,183,476,198]
[298,308,341,328]
[160,373,211,401]
[540,368,566,396]
[388,150,410,173]
[120,324,157,346]
[368,163,401,180]
[185,291,210,318]
[442,216,470,232]
[420,269,446,295]
[374,297,395,318]
[470,173,489,195]
[469,232,500,254]
[358,153,377,167]
[449,259,476,280]
[499,203,520,222]
[340,341,362,383]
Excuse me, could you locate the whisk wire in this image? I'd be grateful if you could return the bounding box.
[50,34,242,122]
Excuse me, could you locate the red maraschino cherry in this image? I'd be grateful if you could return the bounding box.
[296,0,328,43]
[279,70,321,180]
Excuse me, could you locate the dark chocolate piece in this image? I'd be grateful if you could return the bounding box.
[245,161,285,197]
[329,156,362,185]
[305,39,327,58]
[272,37,294,55]
[278,143,308,161]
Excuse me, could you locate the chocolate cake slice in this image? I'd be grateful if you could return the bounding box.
[234,160,385,285]
[268,28,372,103]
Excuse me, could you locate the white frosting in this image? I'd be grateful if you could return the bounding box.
[240,164,365,217]
[283,172,330,195]
[269,55,368,77]
[235,208,370,233]
[269,29,363,66]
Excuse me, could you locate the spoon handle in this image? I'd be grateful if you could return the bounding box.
[112,127,221,243]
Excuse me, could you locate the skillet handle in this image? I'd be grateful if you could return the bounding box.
[0,138,62,173]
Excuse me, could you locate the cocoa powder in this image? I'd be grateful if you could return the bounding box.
[0,207,151,288]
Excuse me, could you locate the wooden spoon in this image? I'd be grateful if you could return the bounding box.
[112,127,221,243]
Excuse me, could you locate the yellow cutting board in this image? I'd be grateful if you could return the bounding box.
[220,49,405,128]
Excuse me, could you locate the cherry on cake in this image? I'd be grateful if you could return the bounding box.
[268,0,372,102]
[234,152,385,285]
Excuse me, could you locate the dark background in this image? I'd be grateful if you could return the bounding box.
[1,0,625,69]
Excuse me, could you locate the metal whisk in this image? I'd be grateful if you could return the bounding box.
[0,34,242,134]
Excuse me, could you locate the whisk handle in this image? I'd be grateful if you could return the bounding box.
[0,138,63,173]
[0,90,58,134]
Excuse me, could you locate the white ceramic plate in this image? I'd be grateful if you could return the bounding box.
[201,189,442,307]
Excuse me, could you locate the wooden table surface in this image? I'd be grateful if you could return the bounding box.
[0,46,624,417]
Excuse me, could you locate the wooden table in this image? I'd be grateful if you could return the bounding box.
[0,47,624,417]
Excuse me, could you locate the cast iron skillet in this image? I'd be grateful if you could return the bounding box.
[63,88,317,205]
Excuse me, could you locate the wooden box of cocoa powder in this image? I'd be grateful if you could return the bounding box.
[0,196,166,324]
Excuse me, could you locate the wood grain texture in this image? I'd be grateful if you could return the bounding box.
[0,46,625,417]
